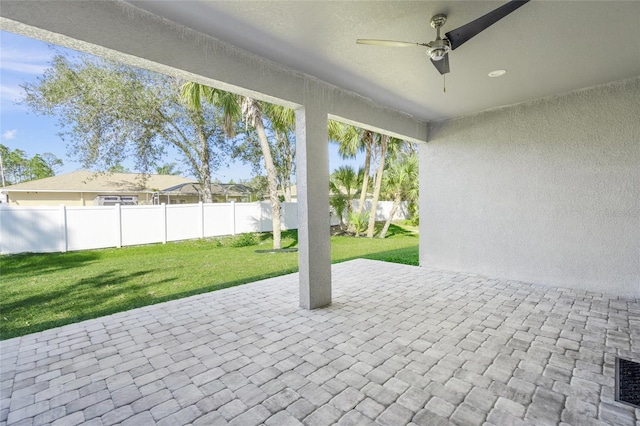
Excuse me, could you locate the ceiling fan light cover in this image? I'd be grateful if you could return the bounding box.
[428,48,448,61]
[427,39,450,61]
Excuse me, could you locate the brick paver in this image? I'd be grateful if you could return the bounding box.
[1,259,638,425]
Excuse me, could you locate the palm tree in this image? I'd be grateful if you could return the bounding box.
[365,136,408,238]
[263,103,296,202]
[329,121,408,238]
[179,83,241,203]
[156,163,182,175]
[365,134,389,237]
[329,191,348,231]
[181,82,286,249]
[242,97,283,249]
[328,121,374,218]
[329,165,360,230]
[379,153,418,238]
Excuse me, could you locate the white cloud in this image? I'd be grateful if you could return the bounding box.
[0,46,53,75]
[0,46,52,61]
[0,60,48,75]
[2,129,17,140]
[0,84,24,103]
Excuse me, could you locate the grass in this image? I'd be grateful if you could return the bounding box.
[0,223,417,339]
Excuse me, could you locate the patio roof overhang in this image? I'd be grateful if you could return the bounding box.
[0,1,427,310]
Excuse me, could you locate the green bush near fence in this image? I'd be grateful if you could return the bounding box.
[0,224,417,339]
[227,232,261,247]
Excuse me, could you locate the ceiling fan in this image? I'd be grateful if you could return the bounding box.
[357,0,531,76]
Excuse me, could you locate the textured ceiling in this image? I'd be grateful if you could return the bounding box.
[129,1,640,122]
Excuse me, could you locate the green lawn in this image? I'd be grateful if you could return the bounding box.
[0,224,417,339]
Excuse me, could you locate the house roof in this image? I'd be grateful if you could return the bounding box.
[1,170,196,193]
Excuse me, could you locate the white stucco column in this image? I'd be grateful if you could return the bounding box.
[296,101,331,309]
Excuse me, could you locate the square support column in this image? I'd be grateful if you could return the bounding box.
[296,103,331,309]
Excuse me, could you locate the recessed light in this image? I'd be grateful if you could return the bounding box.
[488,69,507,78]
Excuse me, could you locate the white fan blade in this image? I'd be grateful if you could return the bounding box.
[356,39,425,47]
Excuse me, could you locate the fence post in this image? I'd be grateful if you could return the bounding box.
[230,201,236,235]
[162,203,167,244]
[59,204,68,253]
[115,203,122,248]
[199,201,205,239]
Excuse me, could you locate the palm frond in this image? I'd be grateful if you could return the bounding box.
[264,103,295,132]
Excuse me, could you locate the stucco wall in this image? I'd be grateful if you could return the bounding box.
[420,77,640,298]
[7,192,86,206]
[6,191,154,206]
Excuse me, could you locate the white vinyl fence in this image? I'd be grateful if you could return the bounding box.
[0,200,408,254]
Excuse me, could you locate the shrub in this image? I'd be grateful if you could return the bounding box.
[348,211,369,237]
[407,202,419,226]
[228,233,259,247]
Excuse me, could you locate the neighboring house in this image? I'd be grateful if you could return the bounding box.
[0,170,195,206]
[0,170,266,206]
[161,182,260,204]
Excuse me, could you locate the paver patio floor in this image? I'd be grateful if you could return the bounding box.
[1,259,638,426]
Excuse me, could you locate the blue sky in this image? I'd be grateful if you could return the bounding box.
[0,30,361,182]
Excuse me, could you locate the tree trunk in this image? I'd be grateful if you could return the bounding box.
[366,135,388,238]
[338,210,345,231]
[379,192,401,239]
[253,114,282,249]
[349,134,372,234]
[284,184,292,202]
[200,172,213,203]
[356,135,372,216]
[195,119,213,203]
[283,134,294,203]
